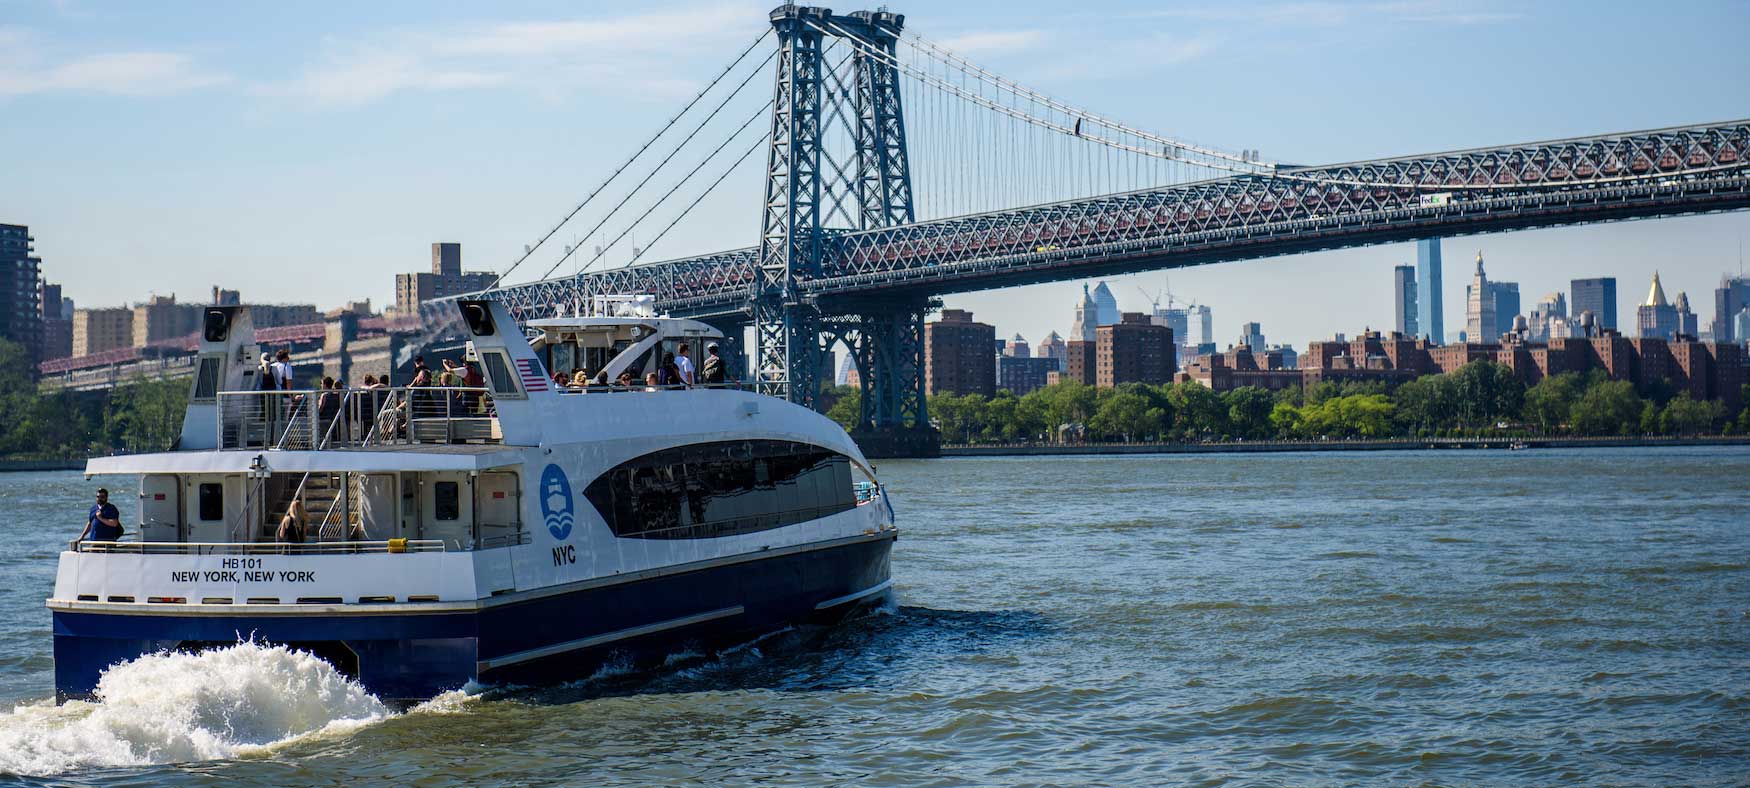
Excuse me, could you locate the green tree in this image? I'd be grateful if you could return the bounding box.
[1450,360,1524,427]
[1025,382,1098,441]
[931,392,988,443]
[1523,372,1584,433]
[1659,393,1723,435]
[1269,401,1304,439]
[1089,388,1162,441]
[1569,379,1643,436]
[1224,386,1276,439]
[1393,374,1457,434]
[825,385,862,432]
[980,392,1036,442]
[1167,381,1227,439]
[1299,394,1396,439]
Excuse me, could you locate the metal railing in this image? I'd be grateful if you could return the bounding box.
[72,539,449,555]
[217,386,500,450]
[550,380,755,394]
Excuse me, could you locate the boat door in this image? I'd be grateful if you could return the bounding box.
[352,473,400,541]
[184,475,244,543]
[476,471,521,547]
[140,474,181,542]
[420,472,474,549]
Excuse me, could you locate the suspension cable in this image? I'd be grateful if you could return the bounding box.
[626,129,773,269]
[813,19,1255,173]
[902,31,1267,170]
[577,99,774,273]
[535,46,778,281]
[490,27,772,289]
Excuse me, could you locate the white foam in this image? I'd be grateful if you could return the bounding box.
[0,642,391,776]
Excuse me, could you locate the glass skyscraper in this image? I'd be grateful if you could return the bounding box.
[1571,277,1618,331]
[1393,264,1418,337]
[1415,238,1443,341]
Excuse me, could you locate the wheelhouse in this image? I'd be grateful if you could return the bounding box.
[528,296,724,386]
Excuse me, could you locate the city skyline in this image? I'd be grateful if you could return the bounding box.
[5,0,1750,353]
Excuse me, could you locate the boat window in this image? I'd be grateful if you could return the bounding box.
[197,483,224,522]
[478,351,523,397]
[549,343,577,377]
[582,440,858,540]
[434,481,460,521]
[191,355,222,401]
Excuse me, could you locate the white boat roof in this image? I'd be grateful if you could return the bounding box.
[526,316,724,339]
[86,446,525,476]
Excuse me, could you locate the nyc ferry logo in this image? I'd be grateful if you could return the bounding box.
[540,463,577,566]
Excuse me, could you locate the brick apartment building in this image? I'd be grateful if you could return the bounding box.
[925,308,996,396]
[1095,312,1175,386]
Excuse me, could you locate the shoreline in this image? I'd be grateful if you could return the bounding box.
[0,459,84,473]
[6,436,1747,471]
[940,435,1750,457]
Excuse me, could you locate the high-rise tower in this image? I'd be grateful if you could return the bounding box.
[1465,251,1496,342]
[1393,264,1418,337]
[1415,238,1444,341]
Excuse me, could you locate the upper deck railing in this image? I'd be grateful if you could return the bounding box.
[70,538,450,555]
[216,386,501,450]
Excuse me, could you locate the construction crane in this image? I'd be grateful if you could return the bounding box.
[1138,276,1195,314]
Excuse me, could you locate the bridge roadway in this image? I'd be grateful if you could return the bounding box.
[482,120,1750,321]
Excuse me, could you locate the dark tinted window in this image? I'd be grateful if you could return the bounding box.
[192,356,221,400]
[479,352,520,396]
[583,440,858,540]
[434,482,460,521]
[198,483,224,521]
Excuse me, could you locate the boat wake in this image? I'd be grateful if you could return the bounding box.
[0,641,435,776]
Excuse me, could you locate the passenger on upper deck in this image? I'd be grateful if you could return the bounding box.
[657,352,684,388]
[569,369,590,389]
[702,343,725,385]
[617,371,638,388]
[271,349,295,390]
[675,343,696,385]
[317,377,342,439]
[77,488,122,544]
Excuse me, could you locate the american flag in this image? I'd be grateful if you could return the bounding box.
[516,358,549,392]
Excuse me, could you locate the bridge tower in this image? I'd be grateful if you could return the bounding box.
[756,5,934,454]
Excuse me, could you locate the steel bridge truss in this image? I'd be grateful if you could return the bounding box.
[465,15,1749,457]
[484,120,1749,312]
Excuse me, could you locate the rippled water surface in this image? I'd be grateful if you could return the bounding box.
[0,448,1746,785]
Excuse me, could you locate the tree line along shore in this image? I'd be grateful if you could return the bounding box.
[826,359,1750,444]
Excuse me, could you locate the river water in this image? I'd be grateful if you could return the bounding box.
[0,448,1745,786]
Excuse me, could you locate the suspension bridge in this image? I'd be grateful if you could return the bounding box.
[442,4,1750,456]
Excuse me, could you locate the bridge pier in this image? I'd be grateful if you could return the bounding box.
[823,296,939,458]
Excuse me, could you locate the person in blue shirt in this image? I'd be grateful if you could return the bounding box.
[78,488,123,543]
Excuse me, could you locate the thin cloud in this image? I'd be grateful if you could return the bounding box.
[1030,31,1226,83]
[439,6,749,57]
[1145,0,1521,27]
[269,4,761,108]
[0,42,230,97]
[935,29,1051,57]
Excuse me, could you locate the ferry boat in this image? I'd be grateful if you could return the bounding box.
[48,299,897,701]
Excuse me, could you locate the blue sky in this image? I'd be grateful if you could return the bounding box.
[5,0,1749,349]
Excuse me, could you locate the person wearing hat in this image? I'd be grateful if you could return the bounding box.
[701,343,726,385]
[77,488,123,544]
